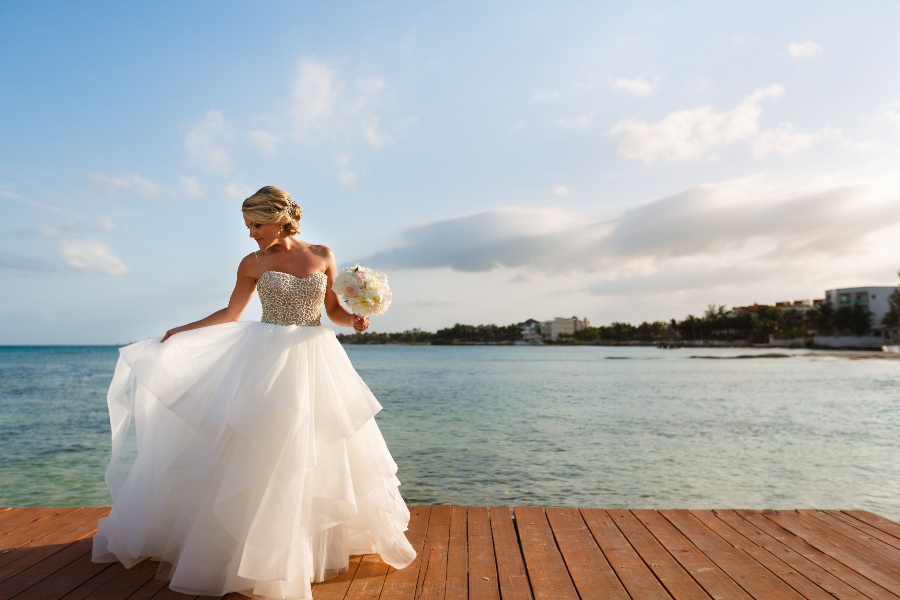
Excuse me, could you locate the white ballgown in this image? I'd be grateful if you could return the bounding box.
[91,271,416,599]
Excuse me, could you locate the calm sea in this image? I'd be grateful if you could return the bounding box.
[1,345,898,519]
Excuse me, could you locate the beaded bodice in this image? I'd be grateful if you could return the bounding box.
[257,271,327,326]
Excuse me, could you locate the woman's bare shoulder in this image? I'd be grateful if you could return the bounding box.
[237,251,266,276]
[307,243,333,259]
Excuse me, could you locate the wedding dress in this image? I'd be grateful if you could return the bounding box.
[92,271,416,599]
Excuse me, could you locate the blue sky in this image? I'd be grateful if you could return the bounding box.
[2,1,900,343]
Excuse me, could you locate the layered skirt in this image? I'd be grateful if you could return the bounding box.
[91,322,415,599]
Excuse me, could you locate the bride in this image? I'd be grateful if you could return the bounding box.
[92,186,416,599]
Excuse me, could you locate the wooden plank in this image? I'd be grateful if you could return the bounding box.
[607,510,709,600]
[419,505,451,600]
[0,508,40,533]
[467,507,499,600]
[0,509,81,557]
[379,505,431,600]
[120,576,170,600]
[843,510,900,542]
[313,554,362,600]
[57,562,127,600]
[785,510,900,578]
[490,506,532,600]
[632,510,753,600]
[7,544,114,600]
[514,507,578,600]
[734,509,900,600]
[147,579,200,600]
[826,510,900,552]
[80,558,160,600]
[802,510,900,566]
[0,507,106,585]
[0,539,93,598]
[660,510,805,600]
[544,507,630,600]
[149,587,199,600]
[0,509,58,537]
[342,553,389,600]
[580,509,671,600]
[445,506,468,600]
[759,510,900,594]
[688,511,835,600]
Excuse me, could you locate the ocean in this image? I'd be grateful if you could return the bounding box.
[1,344,898,519]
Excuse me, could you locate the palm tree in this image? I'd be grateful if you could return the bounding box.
[882,272,900,327]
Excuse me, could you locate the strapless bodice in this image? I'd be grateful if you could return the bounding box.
[257,271,327,326]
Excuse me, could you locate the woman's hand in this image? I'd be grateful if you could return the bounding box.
[161,326,185,343]
[351,314,369,332]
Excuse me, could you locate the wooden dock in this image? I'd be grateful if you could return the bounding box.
[2,506,900,599]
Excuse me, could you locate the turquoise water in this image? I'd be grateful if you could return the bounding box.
[1,345,899,519]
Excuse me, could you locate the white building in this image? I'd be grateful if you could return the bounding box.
[825,287,897,331]
[519,319,544,344]
[540,316,590,341]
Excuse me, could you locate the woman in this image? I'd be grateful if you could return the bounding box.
[92,186,416,599]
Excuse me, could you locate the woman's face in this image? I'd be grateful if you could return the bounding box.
[244,216,284,249]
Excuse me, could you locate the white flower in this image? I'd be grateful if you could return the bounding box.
[331,264,392,316]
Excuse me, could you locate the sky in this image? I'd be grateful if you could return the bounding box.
[2,0,900,344]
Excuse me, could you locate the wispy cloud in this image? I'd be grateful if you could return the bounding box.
[224,182,252,200]
[291,60,392,147]
[788,41,824,60]
[611,84,783,163]
[556,113,594,129]
[185,110,230,173]
[247,130,281,155]
[180,176,204,197]
[335,154,357,186]
[87,171,160,198]
[532,89,561,102]
[611,76,658,96]
[753,124,839,156]
[552,185,570,196]
[59,239,129,275]
[361,178,900,293]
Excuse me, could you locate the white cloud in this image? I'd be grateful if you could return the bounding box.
[788,41,824,60]
[532,90,561,102]
[335,154,358,186]
[611,76,657,96]
[552,185,569,196]
[185,110,230,173]
[753,124,839,156]
[362,177,900,290]
[510,122,523,133]
[224,182,252,200]
[247,130,281,155]
[87,171,160,198]
[839,138,886,153]
[611,84,784,163]
[556,113,594,129]
[291,60,391,148]
[339,169,358,186]
[180,176,204,197]
[59,239,128,275]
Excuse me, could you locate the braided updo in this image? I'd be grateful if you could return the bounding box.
[241,185,302,235]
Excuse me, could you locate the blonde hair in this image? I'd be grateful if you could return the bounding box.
[241,186,302,235]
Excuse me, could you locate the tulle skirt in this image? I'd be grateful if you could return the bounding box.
[91,322,416,599]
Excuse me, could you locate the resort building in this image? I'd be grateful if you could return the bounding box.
[540,316,590,341]
[825,287,896,331]
[519,319,544,344]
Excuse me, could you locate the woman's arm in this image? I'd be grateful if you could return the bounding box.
[323,247,369,332]
[161,256,259,342]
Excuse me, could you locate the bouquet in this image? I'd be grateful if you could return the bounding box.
[332,264,392,316]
